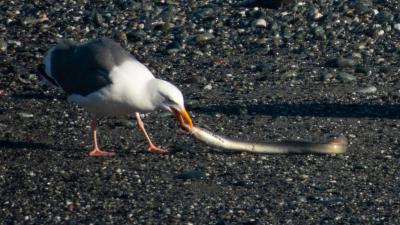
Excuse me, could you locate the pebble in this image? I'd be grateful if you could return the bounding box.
[297,196,307,203]
[203,84,212,90]
[313,9,323,20]
[18,112,34,118]
[166,41,181,55]
[394,24,400,32]
[192,7,216,20]
[115,31,127,45]
[356,86,377,94]
[326,57,357,69]
[8,40,22,47]
[0,39,7,52]
[321,72,334,82]
[254,18,267,28]
[353,2,372,15]
[313,26,326,40]
[376,11,394,24]
[94,11,105,26]
[195,33,215,45]
[183,76,201,84]
[337,72,356,82]
[127,30,146,42]
[22,17,38,25]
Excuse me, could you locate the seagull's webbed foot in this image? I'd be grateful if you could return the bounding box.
[89,118,114,157]
[148,144,169,154]
[89,148,115,157]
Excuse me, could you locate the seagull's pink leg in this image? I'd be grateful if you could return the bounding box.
[135,113,168,153]
[88,118,115,157]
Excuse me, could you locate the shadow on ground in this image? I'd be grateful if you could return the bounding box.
[0,140,52,150]
[189,103,400,119]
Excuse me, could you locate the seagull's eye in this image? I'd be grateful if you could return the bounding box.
[161,94,173,104]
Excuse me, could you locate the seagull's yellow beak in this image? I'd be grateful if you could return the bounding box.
[173,107,193,130]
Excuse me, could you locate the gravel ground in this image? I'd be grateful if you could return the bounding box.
[1,0,400,224]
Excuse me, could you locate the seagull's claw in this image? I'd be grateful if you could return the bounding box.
[148,144,169,154]
[89,148,115,157]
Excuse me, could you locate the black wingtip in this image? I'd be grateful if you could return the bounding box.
[37,63,58,87]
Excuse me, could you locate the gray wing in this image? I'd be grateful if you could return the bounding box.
[50,38,133,96]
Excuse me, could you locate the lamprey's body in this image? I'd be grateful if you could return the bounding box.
[188,126,347,154]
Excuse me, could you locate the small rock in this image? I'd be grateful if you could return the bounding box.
[8,40,21,47]
[203,84,212,90]
[321,72,334,82]
[94,11,104,26]
[353,163,367,170]
[127,30,146,42]
[18,112,34,118]
[115,31,127,45]
[352,2,372,15]
[23,16,38,25]
[326,57,357,68]
[376,58,385,64]
[254,18,267,28]
[28,74,37,81]
[299,174,309,180]
[183,76,201,84]
[313,26,326,40]
[165,41,181,55]
[116,168,122,174]
[18,76,31,84]
[195,33,215,45]
[348,134,356,138]
[192,7,216,20]
[337,72,356,82]
[357,86,377,94]
[160,6,176,23]
[283,70,297,78]
[313,9,323,20]
[297,196,307,203]
[376,11,394,24]
[351,52,362,59]
[0,39,7,52]
[394,24,400,32]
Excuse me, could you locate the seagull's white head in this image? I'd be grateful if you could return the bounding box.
[149,79,193,129]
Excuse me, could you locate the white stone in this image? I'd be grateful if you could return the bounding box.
[394,23,400,31]
[203,84,212,90]
[254,18,267,28]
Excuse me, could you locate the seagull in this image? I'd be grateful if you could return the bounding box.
[40,38,193,156]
